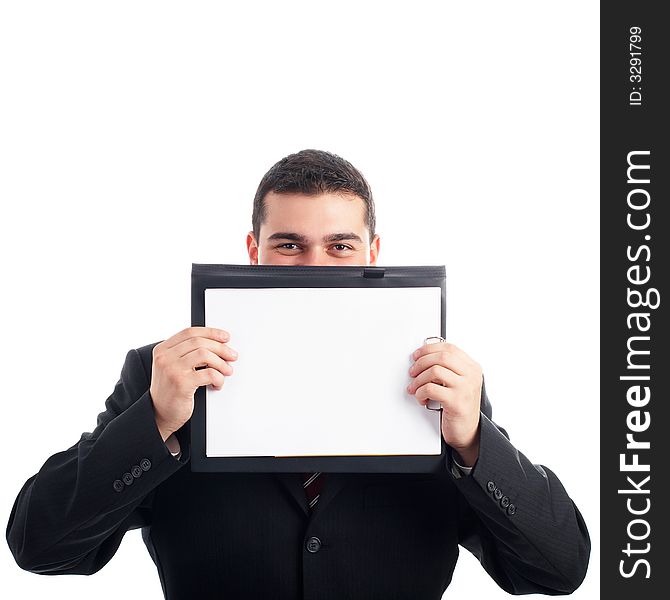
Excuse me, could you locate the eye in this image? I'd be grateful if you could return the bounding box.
[332,244,353,252]
[278,243,300,250]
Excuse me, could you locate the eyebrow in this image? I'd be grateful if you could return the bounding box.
[266,232,364,244]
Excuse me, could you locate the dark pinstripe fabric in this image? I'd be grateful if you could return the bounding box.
[6,341,590,599]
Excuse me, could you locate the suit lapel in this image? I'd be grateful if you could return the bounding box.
[309,472,347,519]
[273,472,309,516]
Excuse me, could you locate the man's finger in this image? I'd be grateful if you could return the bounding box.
[192,366,226,390]
[412,341,472,362]
[407,365,460,394]
[161,326,230,349]
[414,382,454,407]
[410,347,469,377]
[180,347,235,377]
[171,336,238,362]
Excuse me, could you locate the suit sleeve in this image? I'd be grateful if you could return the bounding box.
[450,378,591,595]
[6,345,187,575]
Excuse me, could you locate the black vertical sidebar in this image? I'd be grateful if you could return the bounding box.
[601,2,669,597]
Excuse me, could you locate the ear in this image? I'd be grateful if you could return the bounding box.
[246,232,259,265]
[368,234,380,265]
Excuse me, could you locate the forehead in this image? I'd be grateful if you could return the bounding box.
[262,191,367,235]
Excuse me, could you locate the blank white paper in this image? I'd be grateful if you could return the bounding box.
[205,286,442,457]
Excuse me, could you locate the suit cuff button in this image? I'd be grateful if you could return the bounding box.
[113,479,124,493]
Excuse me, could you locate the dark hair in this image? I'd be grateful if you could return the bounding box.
[252,149,376,243]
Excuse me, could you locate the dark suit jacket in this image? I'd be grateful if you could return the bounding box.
[7,342,590,599]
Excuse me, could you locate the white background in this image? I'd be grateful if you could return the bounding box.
[0,1,599,598]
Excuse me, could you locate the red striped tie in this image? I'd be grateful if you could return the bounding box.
[302,472,326,510]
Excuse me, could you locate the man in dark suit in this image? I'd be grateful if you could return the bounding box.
[7,149,590,599]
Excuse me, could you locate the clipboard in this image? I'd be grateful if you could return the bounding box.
[190,263,447,473]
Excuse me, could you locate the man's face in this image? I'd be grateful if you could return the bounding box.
[247,191,380,266]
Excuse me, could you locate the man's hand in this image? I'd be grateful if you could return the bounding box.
[406,341,483,467]
[149,327,238,441]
